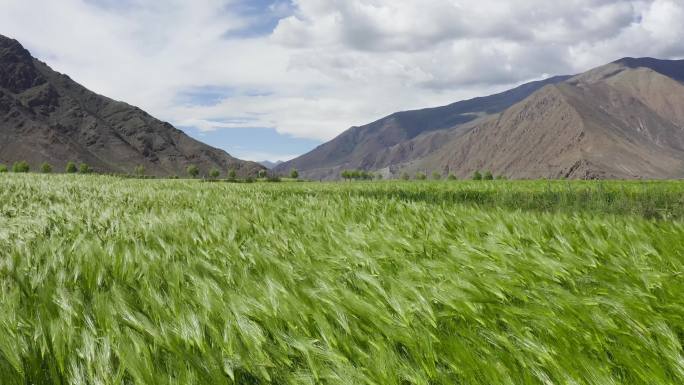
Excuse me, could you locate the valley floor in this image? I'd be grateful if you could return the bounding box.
[1,175,683,384]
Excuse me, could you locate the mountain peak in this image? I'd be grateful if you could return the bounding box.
[0,34,45,93]
[0,33,20,45]
[614,56,670,65]
[613,57,684,83]
[0,34,32,59]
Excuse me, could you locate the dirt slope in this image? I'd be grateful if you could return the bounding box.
[281,57,684,180]
[275,76,571,179]
[421,63,684,179]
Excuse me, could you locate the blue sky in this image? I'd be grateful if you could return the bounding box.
[223,0,294,38]
[174,83,319,161]
[184,126,322,162]
[3,0,684,162]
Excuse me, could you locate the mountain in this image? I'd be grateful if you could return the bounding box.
[259,160,283,169]
[277,58,684,180]
[0,34,264,177]
[274,75,571,179]
[421,58,684,179]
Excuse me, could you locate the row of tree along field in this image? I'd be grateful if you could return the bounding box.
[3,161,505,182]
[0,161,299,181]
[0,161,92,174]
[341,169,506,181]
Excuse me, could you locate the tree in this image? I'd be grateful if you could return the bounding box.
[351,170,360,180]
[448,174,458,181]
[134,165,145,176]
[66,161,77,174]
[79,163,91,174]
[416,172,427,180]
[483,171,494,180]
[401,172,410,180]
[187,165,199,178]
[432,171,442,180]
[258,169,267,179]
[227,169,237,180]
[12,161,30,173]
[266,174,281,182]
[472,170,483,181]
[0,164,7,173]
[41,162,52,173]
[290,168,299,179]
[341,170,351,181]
[209,168,220,179]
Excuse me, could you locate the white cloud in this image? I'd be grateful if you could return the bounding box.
[1,0,683,148]
[231,150,301,163]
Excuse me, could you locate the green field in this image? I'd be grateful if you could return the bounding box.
[1,175,684,385]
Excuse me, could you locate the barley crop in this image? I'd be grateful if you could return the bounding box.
[0,174,683,384]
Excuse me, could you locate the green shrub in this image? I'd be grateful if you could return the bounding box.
[40,162,52,173]
[341,169,375,181]
[448,174,458,180]
[12,161,30,173]
[79,163,91,174]
[432,171,442,180]
[415,172,427,180]
[472,170,483,180]
[290,168,299,179]
[484,171,494,180]
[0,164,8,173]
[66,161,77,173]
[209,168,221,179]
[187,165,199,178]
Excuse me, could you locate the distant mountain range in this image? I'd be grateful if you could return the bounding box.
[259,160,283,169]
[0,34,264,177]
[277,57,684,180]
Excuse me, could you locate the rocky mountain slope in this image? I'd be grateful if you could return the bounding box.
[278,58,684,180]
[275,75,571,179]
[0,34,264,176]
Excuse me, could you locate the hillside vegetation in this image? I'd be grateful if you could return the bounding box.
[1,175,683,384]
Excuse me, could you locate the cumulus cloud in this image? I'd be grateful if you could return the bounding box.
[1,0,683,148]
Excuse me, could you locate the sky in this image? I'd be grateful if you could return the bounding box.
[2,0,684,162]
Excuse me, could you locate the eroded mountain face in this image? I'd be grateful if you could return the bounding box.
[276,75,571,179]
[279,58,684,180]
[0,34,264,177]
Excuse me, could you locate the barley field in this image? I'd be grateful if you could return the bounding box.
[1,174,683,385]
